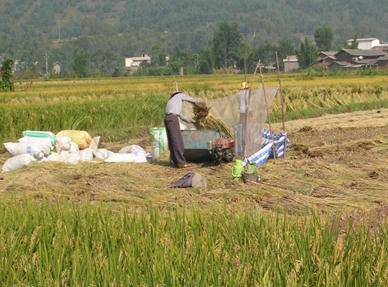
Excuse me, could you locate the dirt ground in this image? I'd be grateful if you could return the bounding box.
[1,109,387,214]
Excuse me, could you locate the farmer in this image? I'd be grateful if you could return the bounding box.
[165,91,200,168]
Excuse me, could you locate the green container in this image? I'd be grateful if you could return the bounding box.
[245,163,257,175]
[150,127,167,152]
[232,159,244,179]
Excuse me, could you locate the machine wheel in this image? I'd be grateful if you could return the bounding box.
[223,149,234,163]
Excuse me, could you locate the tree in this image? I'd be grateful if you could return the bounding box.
[72,49,89,77]
[298,38,318,68]
[348,34,358,49]
[254,42,277,66]
[198,47,214,74]
[150,45,167,66]
[278,40,296,59]
[213,22,243,69]
[314,26,333,51]
[0,59,14,92]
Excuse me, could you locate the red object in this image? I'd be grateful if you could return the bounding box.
[212,137,235,149]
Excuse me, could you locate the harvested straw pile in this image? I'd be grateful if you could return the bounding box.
[193,102,234,138]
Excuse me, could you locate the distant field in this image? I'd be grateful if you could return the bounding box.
[1,74,387,143]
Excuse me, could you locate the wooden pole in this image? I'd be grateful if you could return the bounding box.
[258,60,277,159]
[275,51,286,131]
[258,60,273,133]
[173,76,179,92]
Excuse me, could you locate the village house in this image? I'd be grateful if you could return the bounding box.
[335,49,386,63]
[125,54,151,74]
[282,55,299,72]
[311,51,337,69]
[346,38,388,50]
[312,48,388,71]
[376,56,388,69]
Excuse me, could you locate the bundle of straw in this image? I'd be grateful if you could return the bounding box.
[193,102,233,138]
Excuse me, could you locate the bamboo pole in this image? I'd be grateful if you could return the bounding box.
[275,51,286,131]
[258,60,273,133]
[258,60,277,160]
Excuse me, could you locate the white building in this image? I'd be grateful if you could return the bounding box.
[346,38,386,50]
[52,63,61,75]
[283,55,299,72]
[125,54,151,73]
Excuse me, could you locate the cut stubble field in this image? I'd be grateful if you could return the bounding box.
[1,108,387,213]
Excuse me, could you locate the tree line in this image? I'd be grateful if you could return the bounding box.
[1,0,387,78]
[136,23,334,76]
[1,22,337,78]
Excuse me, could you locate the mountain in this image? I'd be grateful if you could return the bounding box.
[0,0,387,73]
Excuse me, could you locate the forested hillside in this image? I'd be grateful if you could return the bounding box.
[0,0,387,75]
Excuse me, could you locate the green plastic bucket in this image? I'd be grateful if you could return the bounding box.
[232,159,244,179]
[150,127,168,152]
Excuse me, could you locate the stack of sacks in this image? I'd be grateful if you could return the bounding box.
[2,131,55,172]
[43,132,98,165]
[2,130,149,173]
[2,130,97,171]
[262,129,290,159]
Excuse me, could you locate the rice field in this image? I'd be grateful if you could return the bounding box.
[0,202,386,286]
[1,74,387,285]
[0,74,387,143]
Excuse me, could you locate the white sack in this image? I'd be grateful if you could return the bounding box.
[105,153,135,163]
[2,154,36,172]
[79,148,94,162]
[41,152,62,162]
[18,136,53,148]
[118,145,147,163]
[60,151,80,165]
[94,149,114,160]
[105,152,147,163]
[4,142,51,157]
[56,136,72,152]
[89,136,101,152]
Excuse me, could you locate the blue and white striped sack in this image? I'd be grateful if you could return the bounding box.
[245,129,290,167]
[262,129,290,159]
[245,141,273,168]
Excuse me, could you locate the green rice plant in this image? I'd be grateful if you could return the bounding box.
[0,202,385,286]
[1,75,388,144]
[0,93,168,143]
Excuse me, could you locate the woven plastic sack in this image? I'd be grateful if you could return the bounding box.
[4,142,51,156]
[79,148,94,162]
[2,154,36,172]
[57,130,92,149]
[18,136,53,149]
[22,131,56,146]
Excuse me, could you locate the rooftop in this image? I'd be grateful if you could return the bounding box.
[338,49,386,57]
[320,51,337,56]
[126,56,151,61]
[283,55,298,62]
[346,38,379,42]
